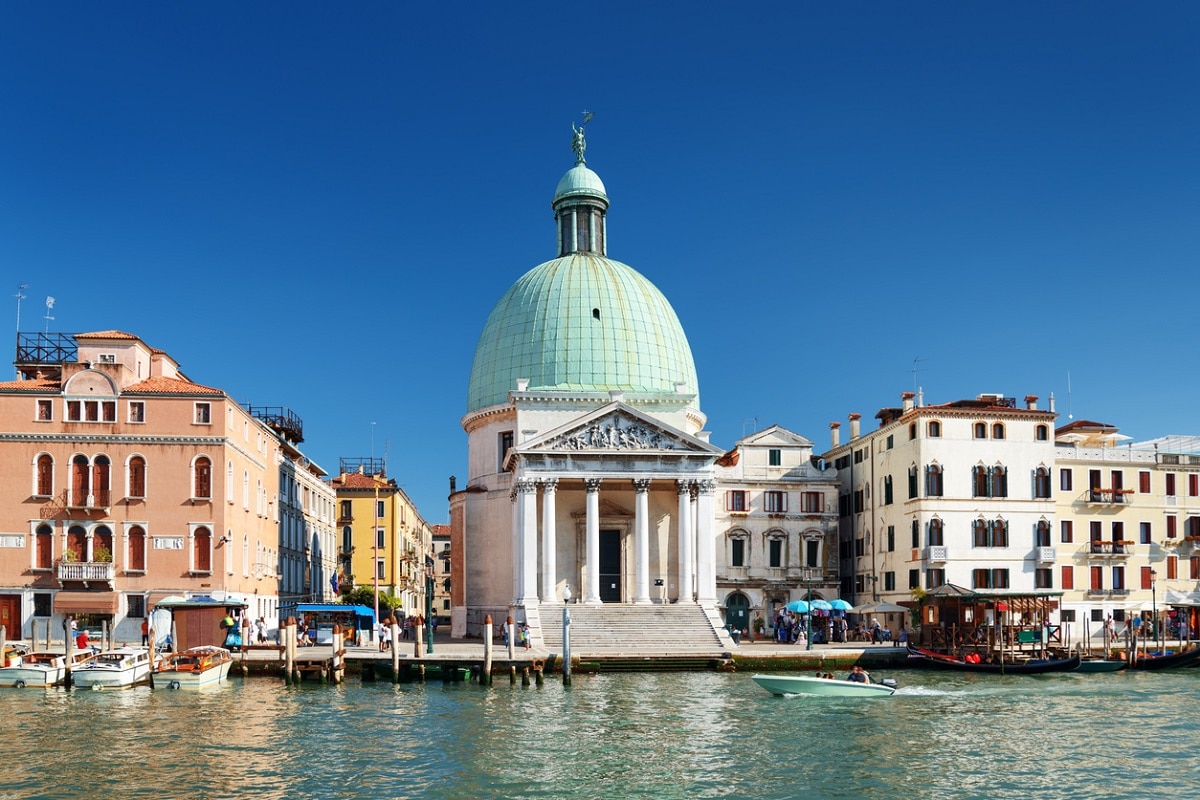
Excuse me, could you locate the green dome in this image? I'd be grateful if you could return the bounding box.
[467,253,700,412]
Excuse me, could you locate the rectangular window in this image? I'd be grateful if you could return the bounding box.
[33,593,52,617]
[340,500,353,520]
[768,539,783,568]
[909,569,920,590]
[1140,522,1152,544]
[908,468,918,499]
[768,448,781,466]
[376,558,386,579]
[102,401,116,422]
[67,400,81,421]
[194,403,211,424]
[376,500,385,519]
[1139,471,1151,493]
[800,492,821,513]
[886,525,895,552]
[726,491,747,512]
[884,572,896,591]
[85,401,99,421]
[1060,469,1073,491]
[1167,556,1178,580]
[1035,568,1053,589]
[376,528,385,549]
[1191,474,1199,497]
[498,431,514,470]
[1090,566,1103,592]
[1060,520,1073,543]
[883,476,893,505]
[806,539,819,568]
[763,491,786,513]
[730,539,745,567]
[912,520,920,548]
[885,435,894,450]
[1061,565,1074,591]
[1112,566,1125,591]
[1192,557,1200,581]
[128,401,145,423]
[126,595,146,618]
[1090,521,1102,542]
[926,568,945,589]
[1167,515,1178,539]
[36,399,52,421]
[1166,473,1177,496]
[1112,521,1125,543]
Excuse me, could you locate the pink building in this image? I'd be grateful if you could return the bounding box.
[0,331,280,643]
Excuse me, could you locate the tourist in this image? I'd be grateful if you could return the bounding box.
[255,617,267,644]
[871,619,882,644]
[141,618,149,646]
[379,619,390,651]
[1180,616,1190,643]
[520,622,531,650]
[298,617,310,646]
[76,627,89,651]
[846,665,870,683]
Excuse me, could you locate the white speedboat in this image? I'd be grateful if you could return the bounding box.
[752,673,896,698]
[72,646,154,689]
[0,649,95,688]
[156,646,234,689]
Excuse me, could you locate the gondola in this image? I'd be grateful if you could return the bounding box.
[906,643,1080,674]
[1130,646,1200,671]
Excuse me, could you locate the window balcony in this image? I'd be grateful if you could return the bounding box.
[57,561,115,584]
[923,546,948,564]
[1087,488,1132,505]
[1089,542,1132,558]
[1036,546,1056,563]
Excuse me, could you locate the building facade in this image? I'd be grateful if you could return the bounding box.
[0,330,280,642]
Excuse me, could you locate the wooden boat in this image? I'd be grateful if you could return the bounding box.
[907,644,1080,674]
[752,674,896,697]
[72,646,154,689]
[1130,647,1200,671]
[156,646,234,689]
[0,649,95,687]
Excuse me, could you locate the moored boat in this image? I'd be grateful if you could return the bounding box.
[1130,647,1200,671]
[0,649,95,687]
[1073,658,1127,673]
[72,646,154,689]
[906,643,1080,674]
[156,646,234,689]
[752,674,896,697]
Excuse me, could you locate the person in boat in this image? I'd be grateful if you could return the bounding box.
[846,665,870,683]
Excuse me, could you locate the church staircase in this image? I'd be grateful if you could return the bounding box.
[535,603,733,668]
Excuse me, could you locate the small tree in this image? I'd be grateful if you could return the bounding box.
[909,587,927,631]
[341,587,403,617]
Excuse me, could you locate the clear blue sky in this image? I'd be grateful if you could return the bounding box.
[3,4,1198,518]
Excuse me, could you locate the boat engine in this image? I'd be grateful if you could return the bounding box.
[879,678,899,689]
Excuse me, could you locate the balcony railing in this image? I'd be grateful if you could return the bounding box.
[923,546,948,563]
[57,561,115,582]
[1087,488,1132,505]
[1036,546,1056,563]
[1090,541,1133,557]
[67,490,112,509]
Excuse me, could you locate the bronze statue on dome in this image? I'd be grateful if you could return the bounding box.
[571,111,594,165]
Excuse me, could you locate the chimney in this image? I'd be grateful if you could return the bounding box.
[901,392,915,413]
[830,421,841,449]
[917,387,924,407]
[849,413,861,441]
[449,475,456,494]
[1049,393,1056,413]
[515,378,529,392]
[1025,395,1039,411]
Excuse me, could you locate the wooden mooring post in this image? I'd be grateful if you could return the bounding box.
[482,614,493,685]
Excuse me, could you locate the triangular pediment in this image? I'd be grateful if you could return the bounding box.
[738,425,813,449]
[519,402,722,456]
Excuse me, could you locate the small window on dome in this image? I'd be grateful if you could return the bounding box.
[592,308,600,320]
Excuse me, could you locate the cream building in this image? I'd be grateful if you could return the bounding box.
[451,127,731,644]
[822,391,1059,631]
[714,426,841,635]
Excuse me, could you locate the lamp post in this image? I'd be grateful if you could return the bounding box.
[425,559,434,655]
[805,569,813,652]
[1151,568,1158,653]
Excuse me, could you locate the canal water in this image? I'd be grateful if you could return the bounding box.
[7,668,1200,799]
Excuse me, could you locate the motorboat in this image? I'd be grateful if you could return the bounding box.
[752,673,897,697]
[156,646,234,689]
[0,649,95,687]
[906,644,1080,674]
[1073,658,1127,673]
[72,646,154,689]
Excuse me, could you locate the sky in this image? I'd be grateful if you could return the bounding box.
[2,4,1198,520]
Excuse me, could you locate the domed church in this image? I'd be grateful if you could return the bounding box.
[450,124,733,645]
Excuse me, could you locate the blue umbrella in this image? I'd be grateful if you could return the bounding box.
[809,599,833,612]
[784,600,809,613]
[827,599,853,612]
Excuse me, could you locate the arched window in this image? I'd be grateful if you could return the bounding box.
[93,525,113,562]
[991,466,1008,498]
[1036,424,1049,441]
[226,461,234,502]
[35,524,53,569]
[36,453,54,497]
[71,455,90,507]
[242,471,250,509]
[66,525,86,562]
[928,420,942,438]
[194,457,212,499]
[128,525,146,571]
[193,526,212,572]
[908,465,919,499]
[1034,467,1051,499]
[908,423,917,440]
[926,464,944,497]
[728,531,748,568]
[1035,520,1051,547]
[974,422,987,439]
[973,465,989,497]
[128,456,146,499]
[929,517,944,546]
[92,455,111,506]
[992,423,1005,440]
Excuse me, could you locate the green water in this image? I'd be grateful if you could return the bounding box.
[5,669,1200,799]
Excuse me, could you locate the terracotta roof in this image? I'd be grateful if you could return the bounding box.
[1056,419,1116,434]
[431,524,451,537]
[0,378,59,392]
[332,473,394,490]
[123,376,224,395]
[75,330,140,340]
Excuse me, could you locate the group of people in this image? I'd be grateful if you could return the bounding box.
[814,666,872,683]
[377,614,437,650]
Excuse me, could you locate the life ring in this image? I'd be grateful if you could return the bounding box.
[168,680,181,690]
[13,680,26,689]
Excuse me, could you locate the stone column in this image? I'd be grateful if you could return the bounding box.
[695,479,717,604]
[584,478,602,605]
[510,484,520,604]
[677,480,694,604]
[540,479,558,602]
[633,479,652,604]
[517,479,539,606]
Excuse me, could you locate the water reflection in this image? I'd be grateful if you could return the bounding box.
[4,670,1200,799]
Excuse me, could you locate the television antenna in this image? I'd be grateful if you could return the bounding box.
[742,417,759,438]
[911,357,927,393]
[14,284,28,332]
[43,296,55,333]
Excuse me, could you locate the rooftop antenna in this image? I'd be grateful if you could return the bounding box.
[14,284,28,333]
[1066,371,1073,420]
[43,296,55,333]
[911,357,927,393]
[371,421,377,463]
[742,417,759,438]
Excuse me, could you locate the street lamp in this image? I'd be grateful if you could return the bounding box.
[1151,568,1158,653]
[805,569,813,651]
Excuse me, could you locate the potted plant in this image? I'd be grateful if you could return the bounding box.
[93,546,112,563]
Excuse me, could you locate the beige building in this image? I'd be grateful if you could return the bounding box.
[431,523,451,625]
[1054,422,1200,643]
[0,330,280,642]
